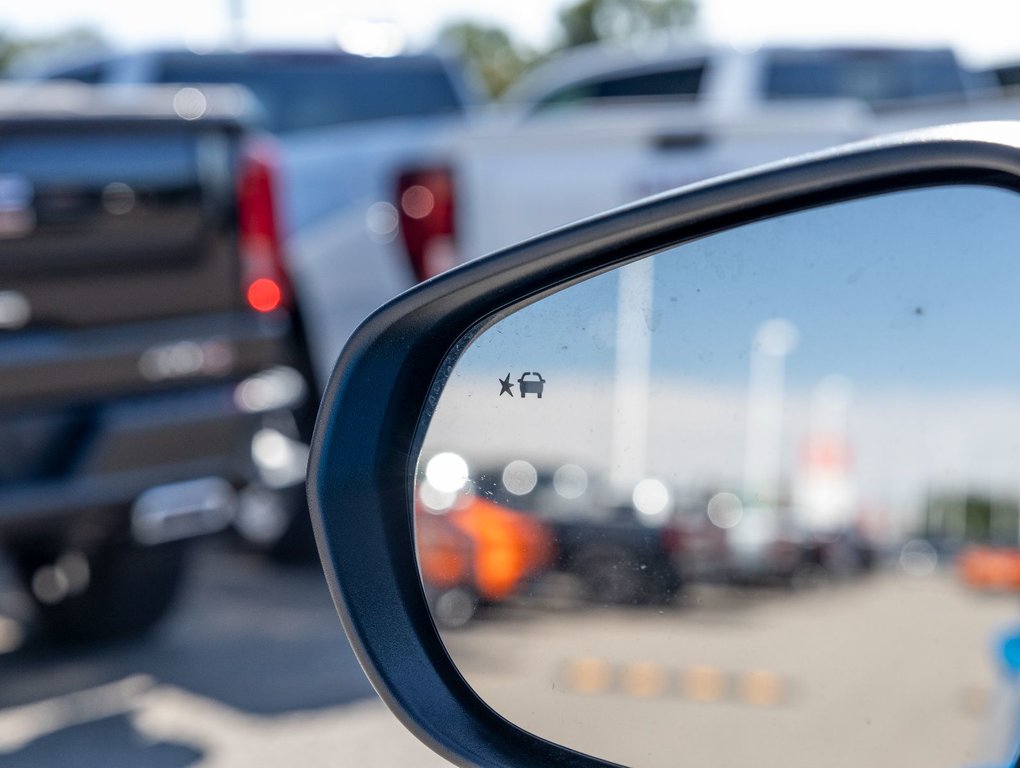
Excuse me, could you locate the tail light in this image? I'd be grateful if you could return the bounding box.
[238,138,290,313]
[396,167,457,282]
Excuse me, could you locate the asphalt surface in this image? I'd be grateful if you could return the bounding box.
[0,541,447,768]
[0,543,1016,768]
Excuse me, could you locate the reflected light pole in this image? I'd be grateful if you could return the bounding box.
[743,318,798,507]
[610,259,655,496]
[228,0,245,49]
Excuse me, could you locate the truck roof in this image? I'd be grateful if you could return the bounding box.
[19,45,453,70]
[0,82,256,123]
[13,47,472,134]
[504,39,966,106]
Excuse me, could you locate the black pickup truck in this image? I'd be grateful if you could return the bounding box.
[0,83,309,642]
[20,48,474,559]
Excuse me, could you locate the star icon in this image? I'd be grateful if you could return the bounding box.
[498,373,514,397]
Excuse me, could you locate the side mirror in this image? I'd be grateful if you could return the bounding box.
[310,123,1020,768]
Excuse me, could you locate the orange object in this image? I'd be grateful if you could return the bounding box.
[416,496,553,602]
[958,546,1020,591]
[449,497,552,601]
[417,509,474,590]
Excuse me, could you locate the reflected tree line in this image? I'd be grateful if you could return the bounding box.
[417,447,1020,629]
[924,493,1020,546]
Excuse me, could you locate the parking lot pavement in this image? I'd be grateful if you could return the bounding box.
[1,543,1016,768]
[443,572,1020,768]
[0,542,448,768]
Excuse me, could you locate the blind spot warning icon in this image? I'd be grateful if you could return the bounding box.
[517,372,545,399]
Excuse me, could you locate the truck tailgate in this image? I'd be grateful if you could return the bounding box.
[0,120,243,330]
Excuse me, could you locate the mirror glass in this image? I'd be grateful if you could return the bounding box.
[414,185,1020,768]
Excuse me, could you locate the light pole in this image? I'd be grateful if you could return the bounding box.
[227,0,245,49]
[610,258,655,498]
[743,318,799,507]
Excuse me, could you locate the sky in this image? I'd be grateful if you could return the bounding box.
[2,0,1020,66]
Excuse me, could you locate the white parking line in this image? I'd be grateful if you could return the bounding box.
[0,675,155,752]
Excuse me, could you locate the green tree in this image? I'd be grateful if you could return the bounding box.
[924,492,1020,544]
[557,0,697,49]
[438,21,535,98]
[0,27,106,75]
[436,0,697,99]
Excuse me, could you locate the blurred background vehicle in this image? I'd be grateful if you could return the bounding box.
[504,41,996,113]
[0,82,308,642]
[15,47,477,391]
[467,464,686,605]
[24,48,472,137]
[417,503,479,627]
[440,40,1020,263]
[13,46,477,558]
[417,493,553,626]
[427,460,877,607]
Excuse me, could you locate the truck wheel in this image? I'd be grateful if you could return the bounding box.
[13,538,187,645]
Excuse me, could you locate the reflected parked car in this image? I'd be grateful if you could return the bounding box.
[472,465,685,605]
[416,494,553,626]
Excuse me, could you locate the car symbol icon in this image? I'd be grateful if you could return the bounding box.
[517,372,545,398]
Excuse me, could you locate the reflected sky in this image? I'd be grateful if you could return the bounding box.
[463,185,1020,391]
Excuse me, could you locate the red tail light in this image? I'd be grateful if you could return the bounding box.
[238,138,290,313]
[396,167,457,282]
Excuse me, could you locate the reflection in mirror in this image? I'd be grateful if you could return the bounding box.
[415,186,1020,768]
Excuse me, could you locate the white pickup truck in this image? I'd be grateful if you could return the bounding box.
[456,41,1010,256]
